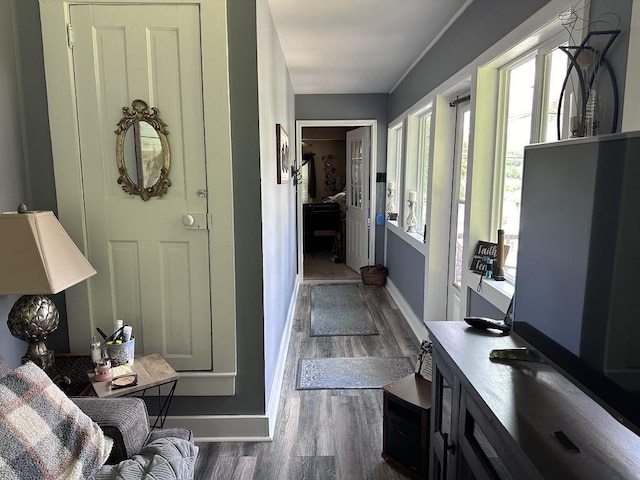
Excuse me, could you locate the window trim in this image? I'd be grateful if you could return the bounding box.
[493,33,571,284]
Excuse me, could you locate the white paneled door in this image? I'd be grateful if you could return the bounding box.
[70,5,211,370]
[345,127,371,272]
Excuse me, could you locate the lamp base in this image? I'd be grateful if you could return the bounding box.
[21,349,55,375]
[7,294,60,378]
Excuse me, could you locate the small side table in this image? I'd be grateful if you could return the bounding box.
[88,353,178,429]
[382,373,432,479]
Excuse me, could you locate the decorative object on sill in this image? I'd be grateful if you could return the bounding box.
[386,181,397,221]
[276,123,290,184]
[423,224,427,244]
[470,240,505,277]
[405,190,417,233]
[415,340,433,381]
[493,229,506,281]
[360,264,387,287]
[115,99,171,200]
[557,29,620,139]
[0,205,97,379]
[485,258,493,279]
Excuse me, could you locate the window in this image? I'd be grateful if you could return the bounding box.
[404,104,433,235]
[386,123,404,220]
[496,40,570,282]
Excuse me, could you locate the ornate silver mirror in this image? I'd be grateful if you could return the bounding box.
[115,99,171,201]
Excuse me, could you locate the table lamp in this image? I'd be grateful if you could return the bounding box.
[0,205,96,377]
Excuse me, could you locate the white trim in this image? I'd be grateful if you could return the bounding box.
[385,279,429,341]
[464,270,513,314]
[161,415,271,442]
[390,0,475,93]
[265,277,300,439]
[386,222,427,254]
[295,119,378,276]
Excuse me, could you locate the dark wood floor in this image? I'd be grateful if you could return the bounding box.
[194,282,420,480]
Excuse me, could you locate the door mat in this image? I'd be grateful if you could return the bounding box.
[296,357,414,390]
[310,283,378,336]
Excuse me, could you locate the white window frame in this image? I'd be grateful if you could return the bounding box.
[406,102,433,239]
[386,120,404,225]
[493,33,573,284]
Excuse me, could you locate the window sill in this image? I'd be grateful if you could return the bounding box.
[465,271,514,314]
[386,220,427,253]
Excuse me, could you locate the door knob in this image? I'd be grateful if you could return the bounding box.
[182,214,195,226]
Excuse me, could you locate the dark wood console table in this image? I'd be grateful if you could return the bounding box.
[426,321,640,480]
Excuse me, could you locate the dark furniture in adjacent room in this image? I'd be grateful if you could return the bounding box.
[303,202,343,260]
[382,373,431,479]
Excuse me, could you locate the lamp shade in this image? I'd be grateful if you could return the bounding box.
[0,210,96,295]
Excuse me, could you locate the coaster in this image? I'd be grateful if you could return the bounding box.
[112,374,138,389]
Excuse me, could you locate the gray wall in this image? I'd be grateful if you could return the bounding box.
[468,290,505,319]
[386,230,424,318]
[389,0,551,120]
[1,0,67,363]
[588,0,633,133]
[296,93,389,262]
[0,0,29,366]
[172,0,267,415]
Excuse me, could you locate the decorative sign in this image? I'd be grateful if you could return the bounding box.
[470,241,503,275]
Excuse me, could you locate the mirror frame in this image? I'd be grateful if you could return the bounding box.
[115,99,171,201]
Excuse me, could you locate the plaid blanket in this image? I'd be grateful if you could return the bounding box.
[0,362,113,479]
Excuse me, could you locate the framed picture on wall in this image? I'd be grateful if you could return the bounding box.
[276,124,290,184]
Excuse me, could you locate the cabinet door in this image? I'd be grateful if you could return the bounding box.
[429,353,460,480]
[456,393,511,480]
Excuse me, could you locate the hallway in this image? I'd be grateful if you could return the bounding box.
[195,282,420,479]
[303,252,361,282]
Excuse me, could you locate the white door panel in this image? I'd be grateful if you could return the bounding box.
[446,102,471,321]
[346,127,371,272]
[70,5,211,370]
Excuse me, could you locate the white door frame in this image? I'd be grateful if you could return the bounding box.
[295,119,377,279]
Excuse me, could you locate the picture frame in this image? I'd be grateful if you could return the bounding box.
[276,124,290,184]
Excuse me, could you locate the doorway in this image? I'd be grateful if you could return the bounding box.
[296,120,377,282]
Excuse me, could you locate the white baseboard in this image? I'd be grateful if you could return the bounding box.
[158,278,300,442]
[265,276,300,439]
[161,414,272,442]
[385,278,429,342]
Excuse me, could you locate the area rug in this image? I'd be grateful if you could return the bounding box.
[296,357,415,390]
[310,283,378,336]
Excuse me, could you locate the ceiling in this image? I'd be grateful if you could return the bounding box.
[267,0,472,94]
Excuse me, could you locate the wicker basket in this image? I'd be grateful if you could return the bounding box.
[360,264,387,287]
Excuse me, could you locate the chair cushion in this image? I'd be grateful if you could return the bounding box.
[0,361,113,479]
[92,437,198,480]
[73,397,151,465]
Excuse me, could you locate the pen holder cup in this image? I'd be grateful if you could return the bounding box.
[105,338,135,367]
